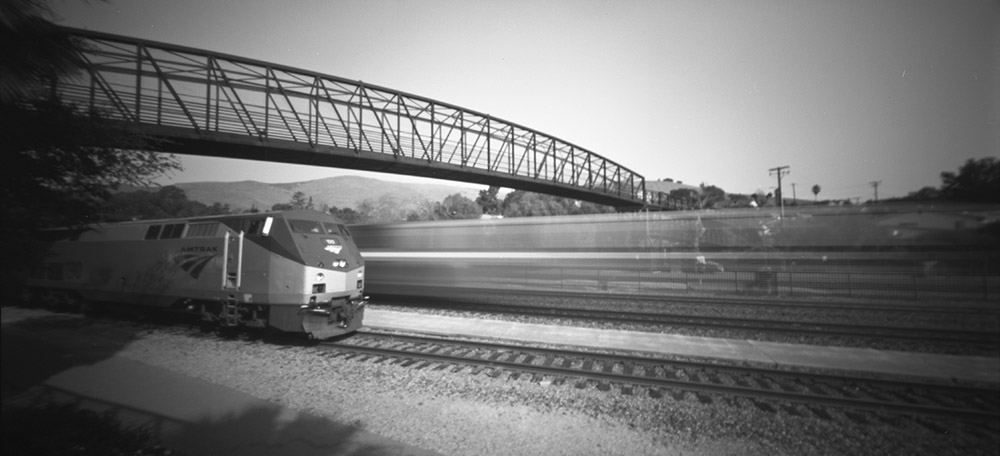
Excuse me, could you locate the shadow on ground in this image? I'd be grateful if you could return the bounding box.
[1,305,436,456]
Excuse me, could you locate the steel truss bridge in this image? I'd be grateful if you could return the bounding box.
[53,28,676,210]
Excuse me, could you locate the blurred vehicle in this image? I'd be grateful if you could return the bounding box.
[351,204,999,301]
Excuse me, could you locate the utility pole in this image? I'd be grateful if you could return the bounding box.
[769,165,790,218]
[869,180,881,202]
[791,183,797,203]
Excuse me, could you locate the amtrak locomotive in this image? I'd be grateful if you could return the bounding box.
[24,210,367,339]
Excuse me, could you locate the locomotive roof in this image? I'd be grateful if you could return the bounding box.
[108,209,341,226]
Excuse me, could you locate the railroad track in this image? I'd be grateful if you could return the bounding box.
[369,285,1000,315]
[325,332,1000,434]
[371,295,1000,347]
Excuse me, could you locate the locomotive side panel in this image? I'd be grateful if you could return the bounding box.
[29,223,229,307]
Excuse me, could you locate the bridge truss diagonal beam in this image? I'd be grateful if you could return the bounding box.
[52,27,676,210]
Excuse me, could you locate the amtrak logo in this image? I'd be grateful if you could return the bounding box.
[323,238,342,254]
[174,251,217,279]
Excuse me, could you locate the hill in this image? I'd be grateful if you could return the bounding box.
[165,176,480,211]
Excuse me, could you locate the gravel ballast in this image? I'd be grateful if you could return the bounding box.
[3,306,997,456]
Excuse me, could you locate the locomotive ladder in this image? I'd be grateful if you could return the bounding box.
[221,230,244,326]
[222,231,244,290]
[222,295,240,326]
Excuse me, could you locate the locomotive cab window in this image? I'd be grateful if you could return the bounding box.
[144,223,185,239]
[160,223,186,239]
[289,219,323,234]
[185,223,219,238]
[320,222,351,237]
[144,225,162,240]
[246,219,264,235]
[226,218,270,236]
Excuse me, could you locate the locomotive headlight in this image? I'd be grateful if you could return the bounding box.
[315,272,325,281]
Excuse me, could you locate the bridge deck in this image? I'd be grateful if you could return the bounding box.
[54,27,677,210]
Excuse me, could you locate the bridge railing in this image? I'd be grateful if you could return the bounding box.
[53,28,659,207]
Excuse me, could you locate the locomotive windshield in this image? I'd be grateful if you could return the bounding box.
[222,217,271,236]
[288,219,350,236]
[332,223,351,237]
[289,219,323,234]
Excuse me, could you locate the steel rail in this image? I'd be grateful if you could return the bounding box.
[326,332,1000,423]
[370,296,1000,346]
[371,285,1000,315]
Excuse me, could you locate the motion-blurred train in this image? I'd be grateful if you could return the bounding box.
[352,204,1000,301]
[24,210,367,339]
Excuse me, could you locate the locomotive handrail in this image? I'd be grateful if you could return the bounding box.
[51,27,676,210]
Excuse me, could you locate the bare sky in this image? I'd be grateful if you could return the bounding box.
[53,0,998,201]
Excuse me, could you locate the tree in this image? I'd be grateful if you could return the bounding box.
[501,191,563,217]
[668,188,697,210]
[939,158,1000,203]
[5,100,180,225]
[272,191,314,211]
[502,191,550,217]
[811,184,821,202]
[357,194,412,223]
[437,193,482,220]
[2,2,180,296]
[205,202,232,215]
[729,193,752,207]
[329,206,365,225]
[404,200,437,222]
[2,1,181,218]
[289,191,314,210]
[0,0,85,104]
[100,186,231,221]
[569,200,614,215]
[406,194,482,221]
[476,186,501,215]
[905,186,940,201]
[696,183,727,209]
[498,190,612,217]
[666,184,727,210]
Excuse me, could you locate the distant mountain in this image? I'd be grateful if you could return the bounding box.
[167,176,479,211]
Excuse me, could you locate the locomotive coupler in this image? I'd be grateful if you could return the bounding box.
[336,296,368,327]
[299,296,368,327]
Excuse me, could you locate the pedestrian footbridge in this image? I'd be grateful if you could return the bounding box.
[53,28,677,210]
